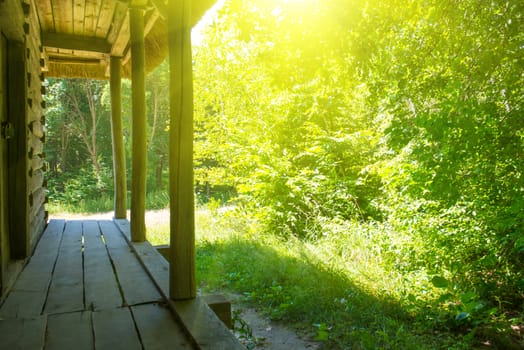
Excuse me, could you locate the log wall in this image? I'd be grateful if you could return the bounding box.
[0,0,47,260]
[24,0,48,251]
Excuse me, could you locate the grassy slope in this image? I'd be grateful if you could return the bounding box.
[148,208,466,349]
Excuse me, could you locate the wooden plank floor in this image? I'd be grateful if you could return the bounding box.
[0,219,195,350]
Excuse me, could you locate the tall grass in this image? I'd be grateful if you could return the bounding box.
[47,190,171,216]
[147,207,470,349]
[46,194,114,214]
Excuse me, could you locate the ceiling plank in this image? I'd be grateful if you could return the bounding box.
[42,32,112,53]
[150,0,166,19]
[107,1,128,47]
[110,10,130,56]
[95,1,117,38]
[84,0,102,36]
[51,0,73,34]
[73,0,86,35]
[35,0,55,33]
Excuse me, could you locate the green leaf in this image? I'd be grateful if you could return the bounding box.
[437,293,453,303]
[455,311,470,321]
[431,276,449,289]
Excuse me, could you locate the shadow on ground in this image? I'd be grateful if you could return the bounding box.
[196,238,439,349]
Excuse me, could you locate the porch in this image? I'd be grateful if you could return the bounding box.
[0,218,241,349]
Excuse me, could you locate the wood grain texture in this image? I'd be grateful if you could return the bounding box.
[72,0,85,35]
[0,0,25,41]
[130,7,147,243]
[96,1,116,38]
[167,0,196,300]
[0,33,8,294]
[30,155,44,172]
[132,303,194,349]
[51,0,73,35]
[44,220,84,314]
[45,311,93,350]
[93,307,142,350]
[29,169,44,193]
[7,41,29,259]
[171,298,246,350]
[84,0,102,36]
[110,7,130,56]
[29,207,47,253]
[114,219,244,350]
[0,316,47,349]
[42,32,112,53]
[110,57,127,219]
[83,220,123,310]
[29,188,45,219]
[99,221,162,305]
[35,0,55,33]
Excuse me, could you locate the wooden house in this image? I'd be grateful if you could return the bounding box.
[0,0,243,348]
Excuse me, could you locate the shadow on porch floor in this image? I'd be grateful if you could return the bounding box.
[0,219,243,349]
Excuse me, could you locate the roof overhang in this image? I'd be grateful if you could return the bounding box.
[35,0,216,80]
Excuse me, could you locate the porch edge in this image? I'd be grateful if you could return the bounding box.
[112,219,245,350]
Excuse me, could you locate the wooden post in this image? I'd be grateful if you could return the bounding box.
[109,56,127,219]
[167,0,196,300]
[129,7,147,242]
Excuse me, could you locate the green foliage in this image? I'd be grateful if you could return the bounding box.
[190,209,474,348]
[47,165,113,207]
[190,0,524,347]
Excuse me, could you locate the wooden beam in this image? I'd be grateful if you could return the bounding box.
[150,0,167,19]
[110,5,130,57]
[167,0,196,300]
[121,9,159,68]
[110,57,127,219]
[41,33,112,53]
[47,56,103,65]
[129,7,147,242]
[7,41,29,259]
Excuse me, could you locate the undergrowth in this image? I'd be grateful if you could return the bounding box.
[146,206,524,349]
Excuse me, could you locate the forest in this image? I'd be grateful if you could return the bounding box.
[45,0,523,348]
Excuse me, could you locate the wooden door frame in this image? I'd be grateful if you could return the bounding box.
[0,34,27,299]
[6,40,29,260]
[0,33,8,291]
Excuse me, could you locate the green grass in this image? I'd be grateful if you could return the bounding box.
[147,207,474,349]
[46,194,114,214]
[47,190,171,216]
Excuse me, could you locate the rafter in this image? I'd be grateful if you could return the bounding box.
[42,32,112,53]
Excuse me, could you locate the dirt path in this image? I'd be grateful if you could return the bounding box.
[230,295,320,350]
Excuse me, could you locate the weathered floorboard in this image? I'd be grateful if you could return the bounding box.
[114,219,245,350]
[0,315,47,350]
[83,220,123,310]
[99,221,162,305]
[44,220,84,314]
[132,303,194,350]
[93,307,142,350]
[45,311,93,350]
[0,220,65,318]
[0,219,207,349]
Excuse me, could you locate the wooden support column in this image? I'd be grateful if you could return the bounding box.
[167,0,196,300]
[109,57,127,219]
[129,7,147,242]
